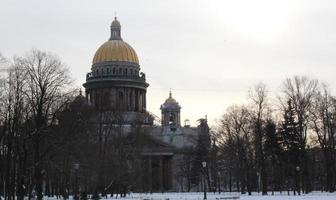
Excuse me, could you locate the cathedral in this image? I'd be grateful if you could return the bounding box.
[83,17,204,191]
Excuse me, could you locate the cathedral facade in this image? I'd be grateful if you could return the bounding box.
[83,18,202,191]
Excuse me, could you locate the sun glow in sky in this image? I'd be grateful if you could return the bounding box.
[1,0,336,126]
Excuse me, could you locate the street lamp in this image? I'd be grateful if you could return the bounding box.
[74,163,80,200]
[202,161,207,200]
[256,172,260,194]
[296,166,300,195]
[218,171,221,194]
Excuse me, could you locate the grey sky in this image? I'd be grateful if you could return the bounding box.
[1,0,336,125]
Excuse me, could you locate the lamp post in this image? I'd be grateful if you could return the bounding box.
[202,161,207,200]
[218,171,221,194]
[295,166,300,195]
[74,163,80,200]
[256,172,260,194]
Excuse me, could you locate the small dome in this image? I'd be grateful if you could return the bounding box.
[165,93,177,104]
[92,40,139,65]
[111,17,121,27]
[161,91,181,110]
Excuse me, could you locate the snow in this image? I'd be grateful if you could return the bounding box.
[43,192,336,200]
[129,192,336,200]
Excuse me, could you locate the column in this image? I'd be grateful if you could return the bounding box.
[159,157,163,191]
[139,91,143,112]
[123,88,127,111]
[135,90,139,112]
[132,90,135,111]
[148,158,152,192]
[168,157,173,190]
[144,90,147,109]
[143,91,146,111]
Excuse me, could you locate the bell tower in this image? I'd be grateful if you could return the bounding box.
[160,91,181,127]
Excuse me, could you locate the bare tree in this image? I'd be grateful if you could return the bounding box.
[0,53,7,67]
[249,82,269,195]
[0,52,8,199]
[309,84,336,192]
[13,49,72,200]
[215,105,254,194]
[0,54,30,200]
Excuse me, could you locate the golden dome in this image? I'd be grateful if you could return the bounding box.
[92,40,139,65]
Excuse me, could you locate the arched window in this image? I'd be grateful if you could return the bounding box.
[107,68,110,74]
[169,113,175,125]
[96,69,98,75]
[113,68,116,74]
[130,69,133,75]
[119,68,122,74]
[101,68,104,75]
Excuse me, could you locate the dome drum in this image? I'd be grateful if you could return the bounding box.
[83,78,149,90]
[90,61,141,79]
[85,63,148,89]
[91,60,139,69]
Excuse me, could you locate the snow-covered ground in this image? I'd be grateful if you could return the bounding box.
[127,192,336,200]
[44,192,336,200]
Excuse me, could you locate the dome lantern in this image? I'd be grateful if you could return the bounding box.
[110,17,122,40]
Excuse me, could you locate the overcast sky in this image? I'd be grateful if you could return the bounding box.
[1,0,336,126]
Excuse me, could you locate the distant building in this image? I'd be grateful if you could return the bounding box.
[83,17,205,191]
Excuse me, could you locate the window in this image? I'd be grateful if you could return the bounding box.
[113,68,116,74]
[119,68,122,74]
[169,113,175,125]
[107,68,110,74]
[169,113,176,131]
[130,69,133,75]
